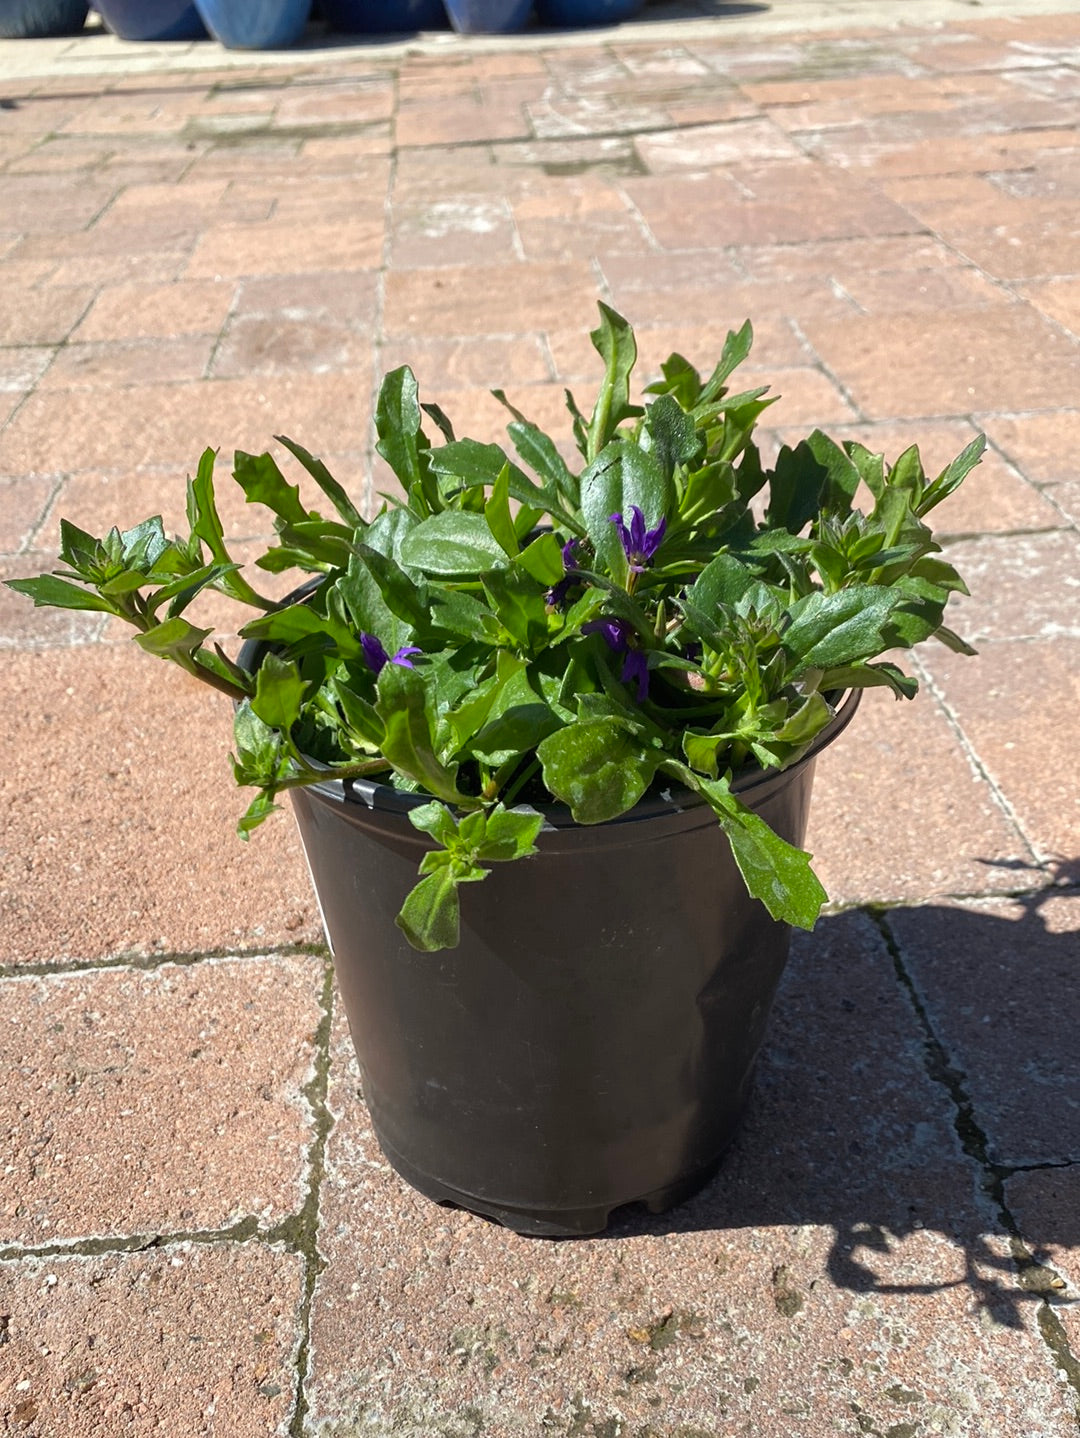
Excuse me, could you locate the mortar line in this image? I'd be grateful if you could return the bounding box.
[911,648,1046,866]
[0,938,327,982]
[870,907,1080,1420]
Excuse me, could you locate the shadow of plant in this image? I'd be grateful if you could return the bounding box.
[602,868,1080,1334]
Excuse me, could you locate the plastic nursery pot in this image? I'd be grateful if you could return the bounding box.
[535,0,641,27]
[321,0,446,30]
[0,0,88,35]
[194,0,311,47]
[95,0,206,39]
[239,628,860,1238]
[442,0,530,33]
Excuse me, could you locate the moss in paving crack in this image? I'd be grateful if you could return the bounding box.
[871,908,1080,1418]
[270,954,336,1438]
[0,938,327,982]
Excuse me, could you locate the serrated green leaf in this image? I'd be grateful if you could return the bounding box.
[134,616,213,662]
[580,440,674,580]
[274,434,363,528]
[395,868,462,951]
[233,450,308,526]
[375,661,464,803]
[696,774,826,929]
[484,463,519,557]
[587,302,643,462]
[5,574,119,613]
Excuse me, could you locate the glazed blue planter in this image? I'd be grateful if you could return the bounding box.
[442,0,528,32]
[0,0,87,35]
[95,0,206,38]
[321,0,445,30]
[536,0,639,24]
[194,0,311,46]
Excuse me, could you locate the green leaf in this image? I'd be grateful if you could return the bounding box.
[514,532,567,588]
[696,774,826,929]
[506,417,579,505]
[917,434,986,517]
[395,868,462,952]
[186,448,267,610]
[482,565,551,650]
[817,660,919,699]
[781,587,900,672]
[375,662,464,803]
[4,574,119,613]
[251,652,306,734]
[399,510,508,576]
[643,393,701,480]
[274,434,363,528]
[765,440,829,535]
[240,602,362,660]
[233,450,308,527]
[537,717,661,824]
[580,440,674,579]
[699,321,753,403]
[484,463,519,557]
[237,789,279,839]
[474,805,544,861]
[134,616,213,663]
[375,366,438,514]
[350,541,430,629]
[407,801,459,847]
[587,303,643,462]
[805,429,861,516]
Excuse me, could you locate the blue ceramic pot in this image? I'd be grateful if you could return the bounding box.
[194,0,311,46]
[0,0,87,35]
[442,0,527,31]
[95,0,206,38]
[535,0,639,24]
[321,0,445,30]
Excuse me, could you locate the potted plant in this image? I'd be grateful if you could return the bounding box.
[9,308,981,1235]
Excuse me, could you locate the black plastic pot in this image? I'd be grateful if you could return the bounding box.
[260,663,859,1236]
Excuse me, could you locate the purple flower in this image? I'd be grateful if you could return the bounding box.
[546,537,582,609]
[610,506,666,574]
[360,632,422,675]
[582,615,649,702]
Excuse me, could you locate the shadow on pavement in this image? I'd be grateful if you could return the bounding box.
[599,874,1080,1328]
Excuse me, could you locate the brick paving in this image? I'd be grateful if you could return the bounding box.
[2,2,1080,1434]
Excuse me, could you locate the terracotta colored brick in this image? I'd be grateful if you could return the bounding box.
[1,176,116,233]
[0,346,54,394]
[231,268,380,326]
[72,279,236,343]
[185,219,383,279]
[0,477,56,554]
[836,264,1010,314]
[734,233,965,283]
[807,682,1030,906]
[942,530,1080,644]
[918,638,1080,866]
[0,369,372,474]
[383,261,599,340]
[307,914,1072,1434]
[1,953,323,1243]
[37,336,216,389]
[950,222,1080,283]
[801,308,1080,420]
[0,645,319,963]
[0,1245,303,1436]
[390,197,519,270]
[396,96,531,148]
[211,315,374,379]
[889,895,1080,1166]
[0,288,95,346]
[378,334,551,391]
[1019,277,1080,334]
[636,117,805,170]
[625,163,920,249]
[984,411,1080,488]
